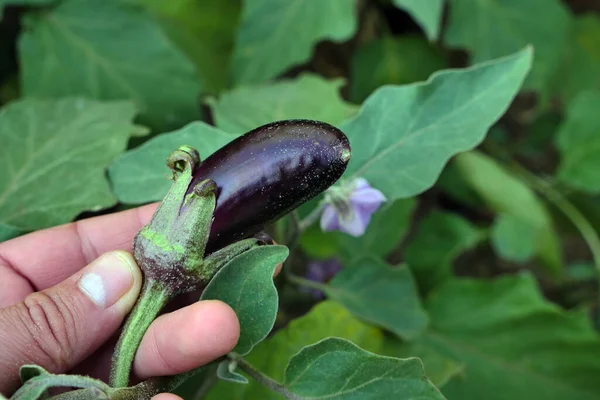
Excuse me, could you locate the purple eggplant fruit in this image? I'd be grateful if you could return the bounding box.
[188,119,351,253]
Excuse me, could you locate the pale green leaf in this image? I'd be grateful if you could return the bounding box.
[491,213,537,263]
[351,35,446,102]
[200,245,289,355]
[414,274,600,400]
[0,98,136,232]
[19,0,202,131]
[231,0,357,85]
[453,151,562,277]
[555,90,600,193]
[108,122,238,204]
[209,73,358,133]
[217,360,248,384]
[207,301,383,400]
[392,0,444,41]
[444,0,570,96]
[283,338,445,399]
[405,210,484,293]
[326,256,429,340]
[340,47,532,201]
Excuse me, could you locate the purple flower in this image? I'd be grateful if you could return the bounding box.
[320,178,386,237]
[302,258,343,299]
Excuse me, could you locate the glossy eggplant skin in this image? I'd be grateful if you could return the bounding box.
[187,119,351,254]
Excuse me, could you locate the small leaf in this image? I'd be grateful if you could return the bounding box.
[392,0,444,41]
[200,245,289,355]
[208,73,358,133]
[283,338,445,399]
[0,98,136,232]
[326,256,429,340]
[19,0,202,130]
[555,90,600,193]
[413,274,600,400]
[217,360,248,384]
[351,35,446,102]
[108,122,238,204]
[453,151,562,277]
[491,214,537,263]
[12,368,110,400]
[405,210,484,293]
[444,0,570,96]
[231,0,357,84]
[206,301,383,400]
[340,47,532,202]
[19,365,47,383]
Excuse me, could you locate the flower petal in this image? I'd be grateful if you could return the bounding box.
[338,208,370,237]
[320,204,340,232]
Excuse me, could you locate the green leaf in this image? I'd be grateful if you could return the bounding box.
[231,0,357,85]
[382,337,464,388]
[19,0,201,131]
[444,0,570,96]
[134,0,241,93]
[0,222,24,242]
[283,338,445,399]
[555,90,600,193]
[209,73,358,133]
[200,245,289,355]
[392,0,444,41]
[491,214,537,263]
[326,256,429,340]
[413,274,600,400]
[108,122,238,204]
[558,14,600,102]
[351,35,446,102]
[206,300,383,400]
[340,47,532,201]
[0,98,136,232]
[405,210,484,293]
[453,151,562,277]
[217,360,248,384]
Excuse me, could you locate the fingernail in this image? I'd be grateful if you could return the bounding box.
[78,252,135,308]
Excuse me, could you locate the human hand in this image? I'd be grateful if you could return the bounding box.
[0,204,240,398]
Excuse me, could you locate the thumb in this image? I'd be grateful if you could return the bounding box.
[0,251,142,394]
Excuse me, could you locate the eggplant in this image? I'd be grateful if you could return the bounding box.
[188,119,351,253]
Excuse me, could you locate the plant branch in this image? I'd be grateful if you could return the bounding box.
[228,354,300,400]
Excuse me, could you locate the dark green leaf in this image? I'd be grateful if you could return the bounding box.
[108,122,238,204]
[19,0,201,131]
[392,0,444,41]
[340,47,532,201]
[326,256,429,340]
[0,98,136,232]
[351,35,446,102]
[231,0,357,84]
[200,245,289,355]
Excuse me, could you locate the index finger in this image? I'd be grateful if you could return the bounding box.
[0,203,157,291]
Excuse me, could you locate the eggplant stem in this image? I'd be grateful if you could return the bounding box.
[110,280,171,388]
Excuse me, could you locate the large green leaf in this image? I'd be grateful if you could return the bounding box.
[206,301,383,400]
[351,35,446,103]
[444,0,570,96]
[0,98,136,233]
[326,256,429,340]
[282,338,445,399]
[19,0,201,131]
[392,0,444,41]
[453,151,562,277]
[555,91,600,193]
[405,210,484,293]
[200,245,289,355]
[340,47,532,201]
[414,274,600,400]
[209,73,358,133]
[558,14,600,103]
[231,0,357,85]
[108,122,238,204]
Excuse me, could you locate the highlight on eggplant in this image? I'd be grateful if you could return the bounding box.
[188,119,351,253]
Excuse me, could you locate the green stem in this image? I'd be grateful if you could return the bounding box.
[228,354,300,400]
[298,204,325,232]
[110,280,171,388]
[287,273,330,293]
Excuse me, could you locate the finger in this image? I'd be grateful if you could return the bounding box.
[152,395,182,400]
[0,204,157,292]
[133,300,239,380]
[0,251,142,395]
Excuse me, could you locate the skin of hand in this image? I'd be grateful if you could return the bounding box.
[0,204,243,399]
